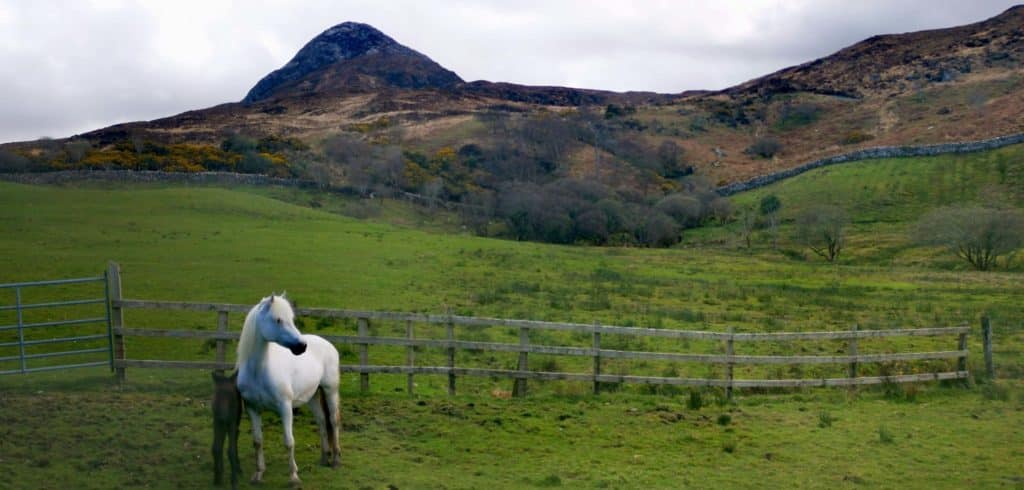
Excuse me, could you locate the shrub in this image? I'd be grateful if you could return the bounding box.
[237,152,274,174]
[776,102,821,129]
[717,413,732,426]
[687,390,703,410]
[878,425,895,444]
[0,149,32,172]
[745,137,782,158]
[818,411,835,428]
[980,382,1011,401]
[840,130,875,145]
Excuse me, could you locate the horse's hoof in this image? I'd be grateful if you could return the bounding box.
[289,476,302,488]
[250,473,263,484]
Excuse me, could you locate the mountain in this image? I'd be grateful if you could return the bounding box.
[243,22,463,103]
[3,6,1023,194]
[726,5,1024,99]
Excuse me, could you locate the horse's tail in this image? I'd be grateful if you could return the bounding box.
[317,385,333,436]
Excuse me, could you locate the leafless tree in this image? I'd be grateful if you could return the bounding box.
[914,205,1024,270]
[736,205,757,250]
[795,205,849,262]
[422,178,445,210]
[760,194,782,249]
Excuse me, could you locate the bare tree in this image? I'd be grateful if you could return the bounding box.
[914,205,1024,270]
[760,194,782,249]
[736,205,757,250]
[796,205,849,262]
[421,178,445,210]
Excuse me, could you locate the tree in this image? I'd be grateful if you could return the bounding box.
[759,194,782,249]
[735,205,757,250]
[637,212,680,247]
[913,206,1024,270]
[655,193,703,227]
[237,152,273,174]
[795,205,849,262]
[656,141,690,179]
[0,149,31,173]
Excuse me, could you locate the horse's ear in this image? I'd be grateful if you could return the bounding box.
[270,293,276,304]
[229,370,238,382]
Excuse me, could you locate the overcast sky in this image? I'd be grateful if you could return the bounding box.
[0,0,1019,143]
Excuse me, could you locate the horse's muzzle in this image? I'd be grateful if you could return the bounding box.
[290,342,307,356]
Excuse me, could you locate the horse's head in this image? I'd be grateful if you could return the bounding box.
[254,293,307,356]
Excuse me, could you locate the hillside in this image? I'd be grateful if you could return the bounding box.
[1,6,1022,246]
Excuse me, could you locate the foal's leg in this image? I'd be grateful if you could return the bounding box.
[228,420,241,489]
[212,422,225,485]
[247,407,266,483]
[279,400,300,484]
[308,391,331,466]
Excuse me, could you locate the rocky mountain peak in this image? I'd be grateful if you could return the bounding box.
[242,22,463,103]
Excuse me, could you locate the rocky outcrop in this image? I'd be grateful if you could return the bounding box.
[716,133,1024,196]
[242,22,462,104]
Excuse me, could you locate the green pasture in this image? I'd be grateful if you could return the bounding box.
[0,143,1023,487]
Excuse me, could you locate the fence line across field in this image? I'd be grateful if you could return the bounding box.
[106,264,982,398]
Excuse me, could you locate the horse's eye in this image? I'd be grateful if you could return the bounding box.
[276,318,282,325]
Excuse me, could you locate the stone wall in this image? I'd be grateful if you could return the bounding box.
[715,133,1024,196]
[0,169,319,188]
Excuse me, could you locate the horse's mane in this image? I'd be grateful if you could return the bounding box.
[236,294,294,368]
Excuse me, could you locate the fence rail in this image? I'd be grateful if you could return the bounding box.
[107,258,978,397]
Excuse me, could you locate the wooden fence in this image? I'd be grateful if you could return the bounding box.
[106,265,977,398]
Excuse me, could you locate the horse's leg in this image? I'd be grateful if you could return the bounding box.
[228,420,241,490]
[324,386,342,467]
[212,422,225,485]
[308,390,330,466]
[280,400,300,484]
[247,407,266,483]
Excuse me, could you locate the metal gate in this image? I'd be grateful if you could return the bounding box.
[0,274,112,375]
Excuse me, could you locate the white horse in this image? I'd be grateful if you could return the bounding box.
[236,294,341,484]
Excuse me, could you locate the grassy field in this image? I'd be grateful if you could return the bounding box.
[1,369,1021,489]
[0,144,1023,488]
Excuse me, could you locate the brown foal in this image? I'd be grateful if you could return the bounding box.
[211,370,242,488]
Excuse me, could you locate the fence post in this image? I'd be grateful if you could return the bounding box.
[406,320,415,395]
[726,327,735,401]
[982,316,994,379]
[592,324,601,395]
[957,324,968,385]
[15,287,25,374]
[513,327,529,398]
[446,317,456,396]
[848,324,859,380]
[215,310,228,370]
[107,261,126,383]
[358,318,369,393]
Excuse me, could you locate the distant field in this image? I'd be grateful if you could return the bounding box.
[697,143,1024,268]
[0,143,1022,487]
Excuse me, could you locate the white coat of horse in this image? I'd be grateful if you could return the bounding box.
[236,294,341,484]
